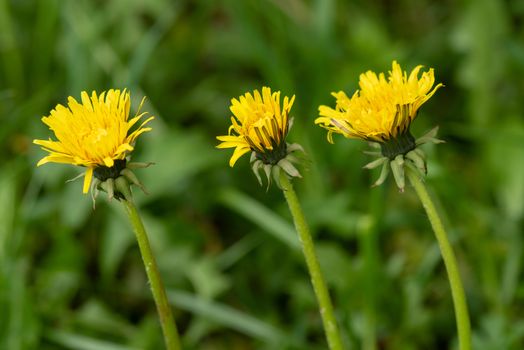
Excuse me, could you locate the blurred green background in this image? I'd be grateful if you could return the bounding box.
[1,0,524,349]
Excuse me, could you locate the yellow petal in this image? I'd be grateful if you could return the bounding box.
[83,167,94,194]
[217,135,242,142]
[36,154,76,166]
[34,89,152,172]
[229,147,250,167]
[316,61,442,141]
[103,157,114,167]
[115,143,134,155]
[217,141,247,149]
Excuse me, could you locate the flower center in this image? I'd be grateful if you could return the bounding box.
[380,131,416,159]
[93,127,108,142]
[94,159,127,181]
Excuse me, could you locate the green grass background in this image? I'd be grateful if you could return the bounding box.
[1,0,524,349]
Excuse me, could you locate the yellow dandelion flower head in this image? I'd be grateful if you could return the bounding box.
[34,89,154,194]
[316,60,443,144]
[217,86,295,167]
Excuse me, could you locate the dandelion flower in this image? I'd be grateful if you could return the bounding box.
[217,87,304,186]
[34,89,153,197]
[317,62,472,349]
[218,88,344,348]
[316,61,444,190]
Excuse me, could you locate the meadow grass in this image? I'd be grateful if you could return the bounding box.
[1,0,524,349]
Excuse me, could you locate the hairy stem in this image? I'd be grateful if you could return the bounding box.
[122,199,181,350]
[279,172,345,350]
[406,167,471,350]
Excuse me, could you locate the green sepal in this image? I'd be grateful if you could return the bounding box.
[406,150,427,175]
[286,143,304,153]
[103,178,115,200]
[272,165,283,189]
[90,178,101,209]
[404,160,425,183]
[363,150,382,156]
[89,159,152,207]
[416,126,445,146]
[364,157,388,170]
[251,159,264,186]
[263,164,272,189]
[390,155,406,192]
[127,162,155,169]
[249,142,305,189]
[121,168,148,194]
[66,172,85,183]
[115,176,133,202]
[404,159,426,179]
[413,147,426,160]
[277,158,301,178]
[372,160,390,187]
[368,141,381,149]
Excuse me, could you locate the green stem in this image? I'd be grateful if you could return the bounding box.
[405,167,471,350]
[122,199,181,350]
[279,173,345,350]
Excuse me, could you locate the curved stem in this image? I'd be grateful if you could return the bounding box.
[406,167,471,350]
[279,173,345,350]
[122,199,181,350]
